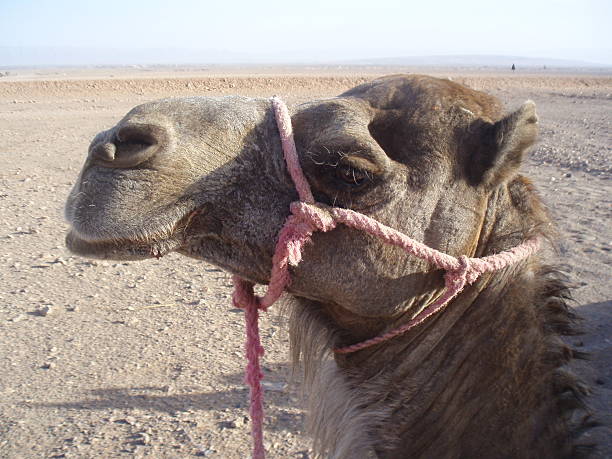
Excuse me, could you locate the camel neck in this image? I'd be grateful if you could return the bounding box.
[333,272,490,373]
[325,267,556,457]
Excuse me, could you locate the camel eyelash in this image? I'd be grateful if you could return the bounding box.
[306,148,339,167]
[305,149,376,190]
[306,148,366,166]
[334,164,374,187]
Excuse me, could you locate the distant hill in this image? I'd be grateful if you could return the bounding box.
[0,47,609,68]
[343,54,609,68]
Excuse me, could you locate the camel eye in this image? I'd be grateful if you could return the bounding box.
[335,165,369,187]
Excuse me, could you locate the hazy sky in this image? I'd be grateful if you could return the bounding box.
[1,0,610,65]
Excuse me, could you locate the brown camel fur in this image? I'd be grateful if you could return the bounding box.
[65,75,592,458]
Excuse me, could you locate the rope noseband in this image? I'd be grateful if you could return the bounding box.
[231,97,540,458]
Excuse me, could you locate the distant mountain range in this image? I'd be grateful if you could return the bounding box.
[0,47,609,68]
[342,54,609,68]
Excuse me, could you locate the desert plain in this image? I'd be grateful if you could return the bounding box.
[0,66,610,458]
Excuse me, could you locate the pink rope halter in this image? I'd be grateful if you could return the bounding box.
[231,97,541,458]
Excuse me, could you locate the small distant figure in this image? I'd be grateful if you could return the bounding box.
[512,64,516,71]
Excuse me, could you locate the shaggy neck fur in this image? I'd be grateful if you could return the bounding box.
[288,178,589,459]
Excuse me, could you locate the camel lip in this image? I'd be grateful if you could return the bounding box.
[64,207,197,260]
[65,229,183,260]
[65,204,202,260]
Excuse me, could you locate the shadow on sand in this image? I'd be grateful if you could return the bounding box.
[26,363,304,433]
[26,303,611,453]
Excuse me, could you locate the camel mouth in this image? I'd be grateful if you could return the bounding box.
[65,207,200,260]
[65,230,184,260]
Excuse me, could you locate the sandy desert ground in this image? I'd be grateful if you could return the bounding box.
[0,66,610,458]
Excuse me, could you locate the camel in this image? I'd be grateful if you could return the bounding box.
[64,75,592,458]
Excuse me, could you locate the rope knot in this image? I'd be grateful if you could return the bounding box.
[443,256,465,289]
[444,255,482,292]
[290,201,337,232]
[462,255,485,285]
[232,277,266,311]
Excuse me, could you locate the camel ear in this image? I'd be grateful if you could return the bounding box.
[468,101,538,186]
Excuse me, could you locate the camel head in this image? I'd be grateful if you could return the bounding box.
[65,75,540,327]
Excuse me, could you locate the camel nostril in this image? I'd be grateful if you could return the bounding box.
[90,143,116,162]
[91,123,166,168]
